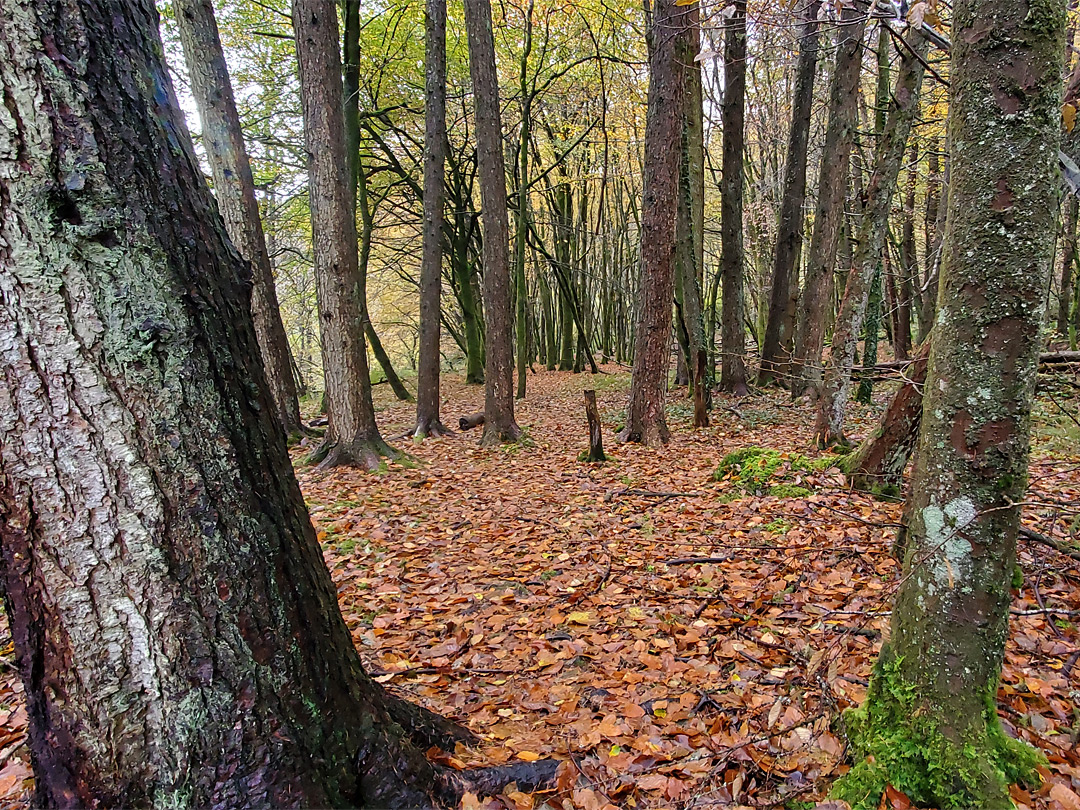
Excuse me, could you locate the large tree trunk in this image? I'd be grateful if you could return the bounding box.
[833,0,1063,805]
[814,28,929,448]
[414,0,452,436]
[173,0,304,437]
[792,6,867,398]
[759,0,821,387]
[719,0,749,395]
[463,0,521,444]
[294,0,395,468]
[0,0,519,804]
[621,0,687,445]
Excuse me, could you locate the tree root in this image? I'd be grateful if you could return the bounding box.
[383,689,479,750]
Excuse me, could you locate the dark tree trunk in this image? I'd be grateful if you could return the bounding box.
[514,2,534,400]
[719,0,749,395]
[621,0,687,445]
[0,0,531,805]
[414,0,452,437]
[173,0,304,437]
[896,141,918,355]
[583,390,606,461]
[815,29,929,448]
[294,0,395,468]
[834,0,1064,804]
[842,338,931,495]
[792,5,868,397]
[759,0,820,386]
[463,0,521,444]
[342,0,413,404]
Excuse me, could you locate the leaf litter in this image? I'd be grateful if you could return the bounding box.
[0,365,1078,809]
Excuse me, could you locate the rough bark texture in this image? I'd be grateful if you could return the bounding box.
[0,0,475,804]
[759,0,820,386]
[793,6,867,397]
[343,0,413,405]
[815,28,929,448]
[842,339,930,495]
[294,0,394,468]
[583,390,606,462]
[414,0,452,437]
[463,0,521,445]
[621,0,686,445]
[173,0,303,437]
[719,0,749,395]
[1058,194,1078,335]
[833,0,1064,805]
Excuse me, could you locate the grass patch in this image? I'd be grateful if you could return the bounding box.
[713,445,836,499]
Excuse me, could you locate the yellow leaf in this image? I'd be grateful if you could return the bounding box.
[1065,103,1077,133]
[567,611,592,625]
[516,750,540,762]
[674,0,698,5]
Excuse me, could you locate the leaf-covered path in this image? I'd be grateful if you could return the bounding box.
[1,366,1078,809]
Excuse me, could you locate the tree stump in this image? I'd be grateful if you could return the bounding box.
[584,390,606,462]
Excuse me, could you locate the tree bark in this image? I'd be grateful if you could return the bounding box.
[621,0,687,445]
[414,0,452,437]
[760,0,820,386]
[719,0,749,395]
[0,0,516,804]
[294,0,395,468]
[173,0,304,437]
[833,0,1064,804]
[815,28,929,448]
[792,5,868,397]
[463,0,521,444]
[1058,194,1078,335]
[514,2,534,400]
[342,0,413,404]
[583,390,606,461]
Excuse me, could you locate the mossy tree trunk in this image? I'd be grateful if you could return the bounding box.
[815,28,929,448]
[294,0,395,468]
[621,0,687,445]
[0,0,532,803]
[833,0,1064,806]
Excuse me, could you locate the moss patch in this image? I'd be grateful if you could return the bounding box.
[831,652,1044,810]
[713,446,835,498]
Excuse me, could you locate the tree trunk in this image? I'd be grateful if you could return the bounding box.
[620,0,687,445]
[583,390,606,462]
[0,0,540,804]
[900,141,922,348]
[463,0,521,444]
[294,0,395,468]
[719,0,749,395]
[833,0,1063,804]
[414,0,452,436]
[842,338,930,495]
[514,2,534,400]
[759,0,820,386]
[173,0,304,437]
[815,28,929,448]
[792,5,867,397]
[1058,195,1078,335]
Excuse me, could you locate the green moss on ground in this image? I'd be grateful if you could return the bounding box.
[713,446,835,498]
[832,652,1043,810]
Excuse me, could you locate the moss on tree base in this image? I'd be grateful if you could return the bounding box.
[831,652,1043,810]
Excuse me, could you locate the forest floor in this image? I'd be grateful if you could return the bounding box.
[1,364,1079,809]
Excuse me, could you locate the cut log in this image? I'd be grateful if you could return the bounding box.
[459,412,485,431]
[584,390,606,462]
